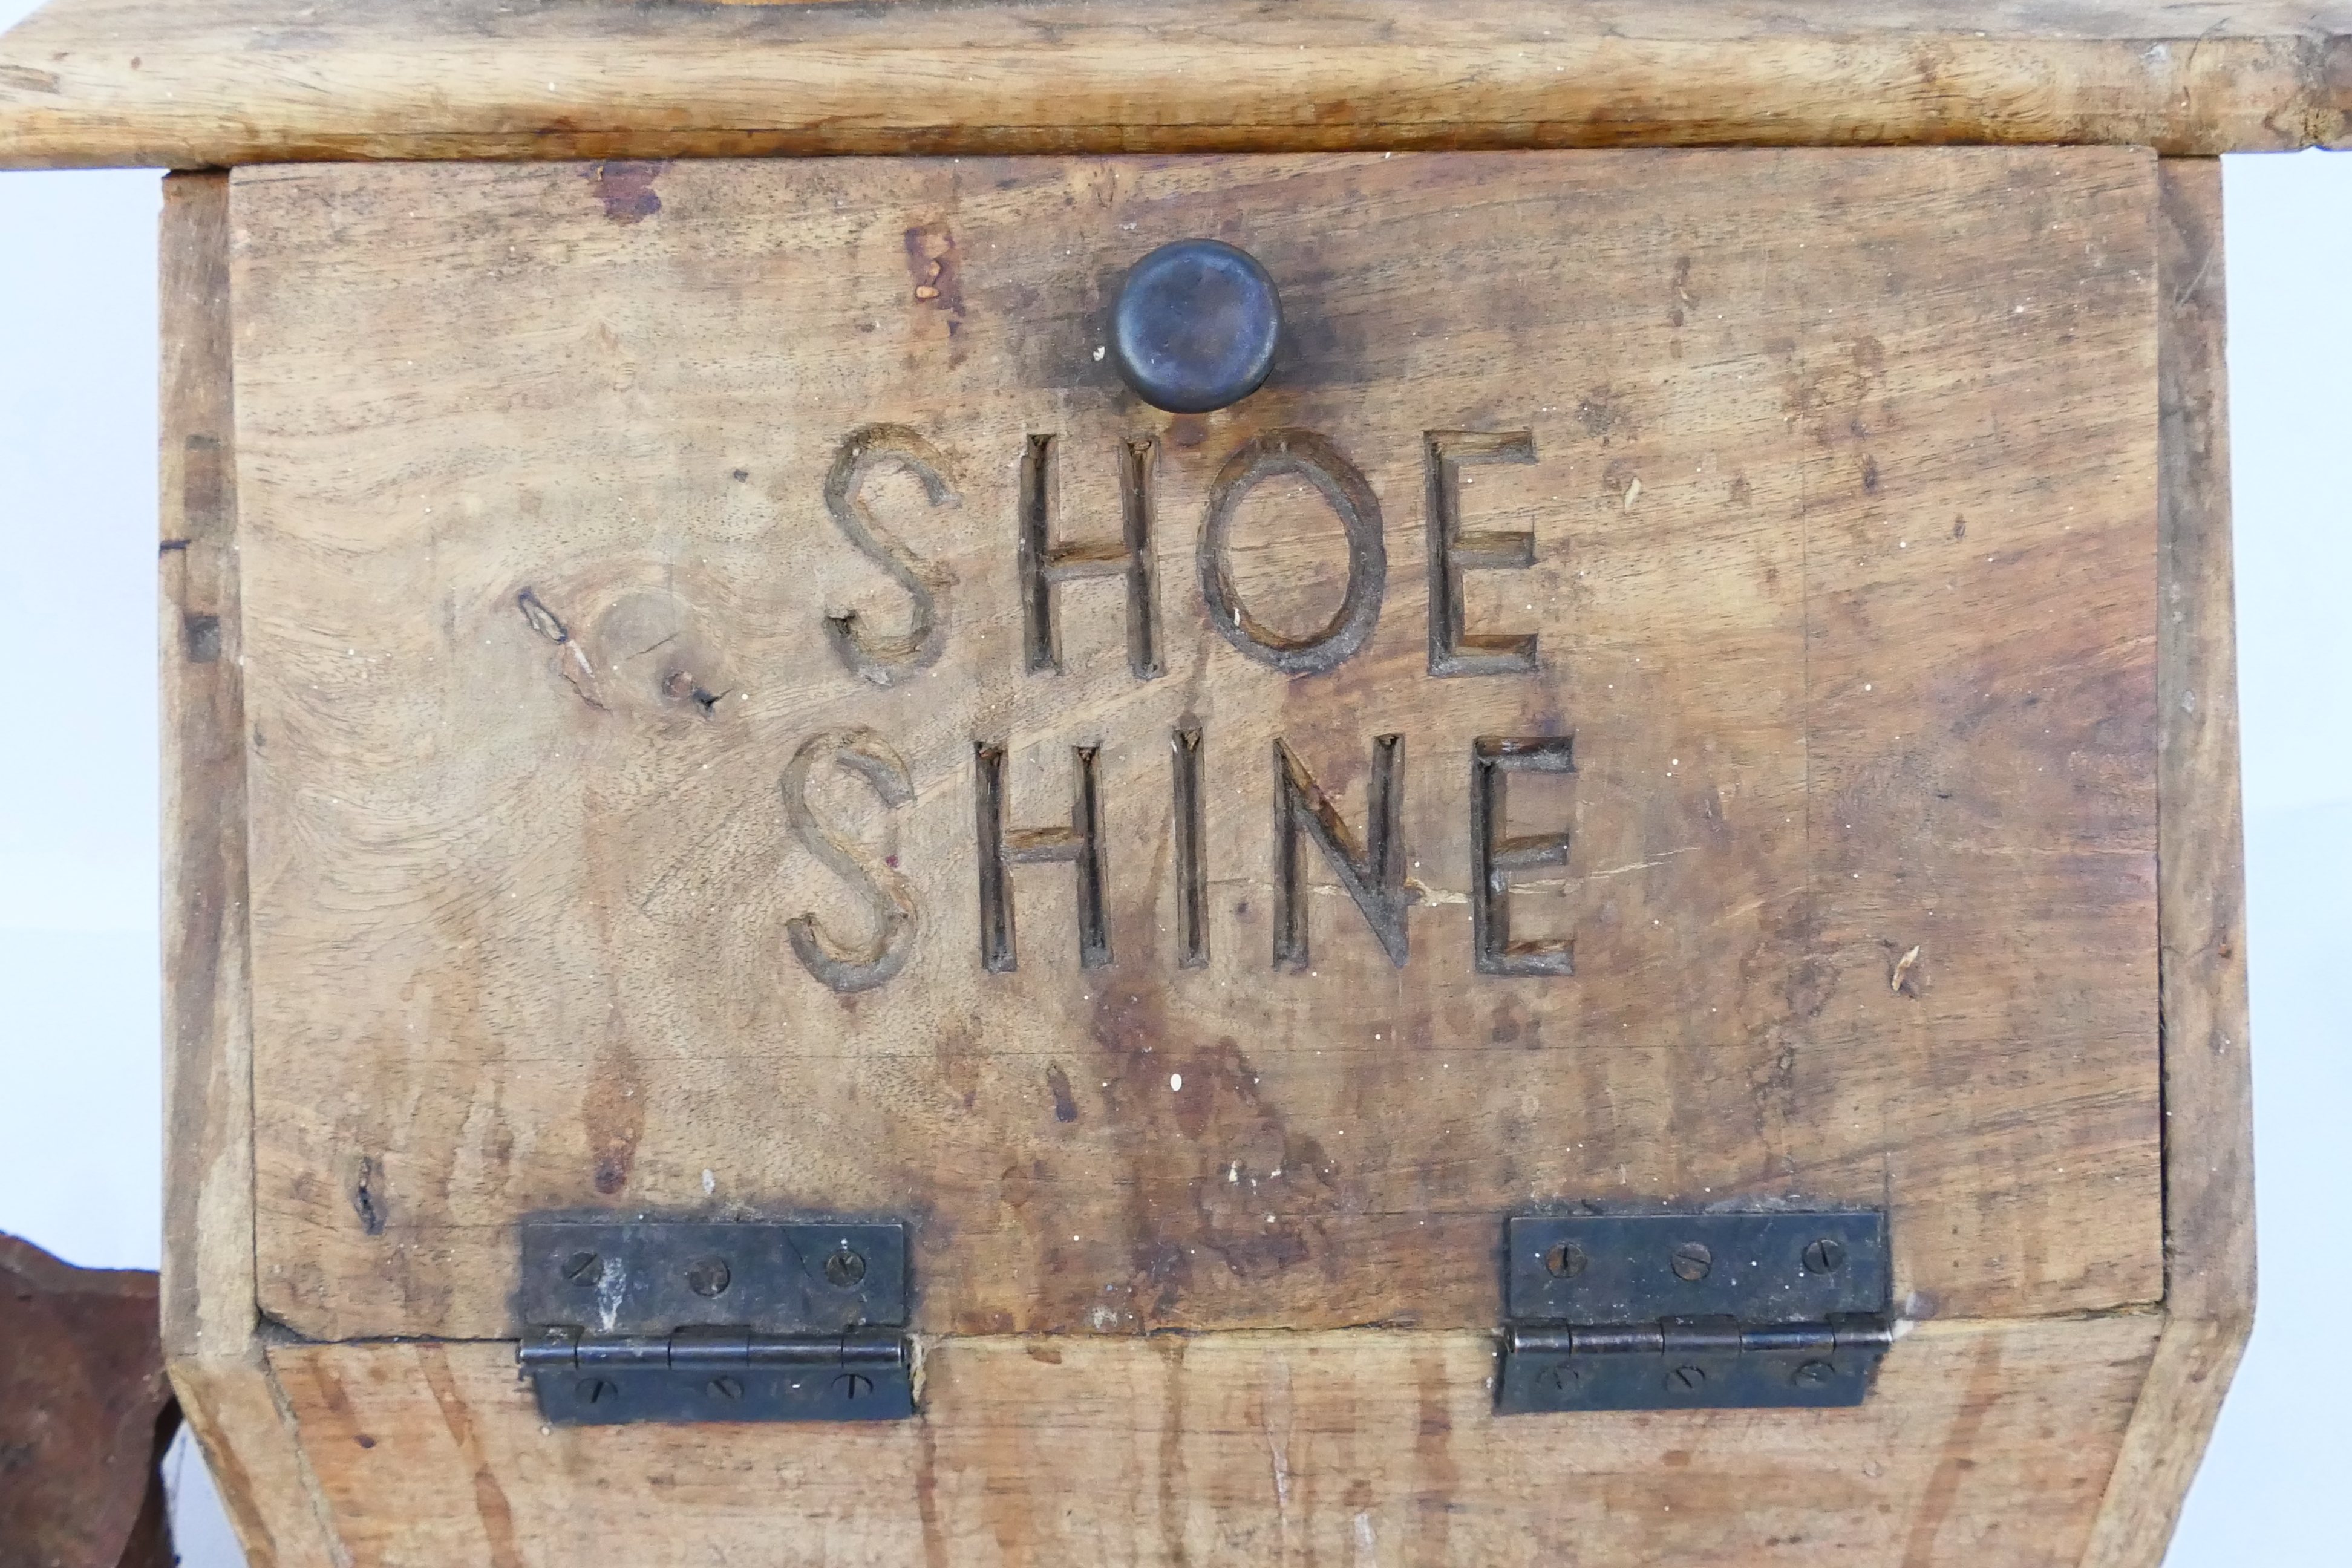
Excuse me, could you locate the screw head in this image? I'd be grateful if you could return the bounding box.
[1107,238,1282,414]
[685,1256,732,1298]
[832,1372,875,1402]
[823,1248,867,1288]
[1543,1241,1589,1279]
[1802,1238,1846,1274]
[1670,1241,1713,1282]
[1540,1363,1584,1396]
[577,1377,618,1405]
[1792,1360,1837,1389]
[707,1376,744,1401]
[562,1251,602,1287]
[1668,1365,1707,1391]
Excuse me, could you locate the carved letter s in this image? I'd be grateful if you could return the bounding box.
[821,425,957,687]
[782,729,921,993]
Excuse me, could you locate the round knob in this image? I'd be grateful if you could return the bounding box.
[1108,239,1282,414]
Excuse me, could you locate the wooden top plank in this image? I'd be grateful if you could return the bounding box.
[1,0,2347,169]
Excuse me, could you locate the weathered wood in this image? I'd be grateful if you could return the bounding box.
[167,1356,344,1568]
[158,167,344,1568]
[158,166,249,1368]
[260,1317,2158,1566]
[2076,159,2255,1568]
[148,139,2246,1561]
[1,0,2348,169]
[224,150,2163,1344]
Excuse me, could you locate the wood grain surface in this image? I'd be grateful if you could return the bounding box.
[2076,160,2255,1568]
[225,150,2164,1344]
[1,0,2348,169]
[158,168,345,1568]
[264,1317,2161,1566]
[158,165,249,1370]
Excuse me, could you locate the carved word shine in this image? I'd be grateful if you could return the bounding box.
[786,424,1574,993]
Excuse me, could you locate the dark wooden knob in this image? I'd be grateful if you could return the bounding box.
[1108,239,1281,414]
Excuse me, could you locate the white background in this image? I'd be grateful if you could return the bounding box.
[0,8,2342,1557]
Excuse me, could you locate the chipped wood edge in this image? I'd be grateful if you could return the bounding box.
[158,166,347,1568]
[0,0,2348,169]
[2077,158,2255,1568]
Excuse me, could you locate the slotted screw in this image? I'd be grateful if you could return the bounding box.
[577,1378,617,1405]
[832,1373,874,1401]
[1803,1238,1846,1275]
[686,1256,732,1298]
[824,1249,867,1288]
[708,1376,744,1401]
[1544,1241,1589,1279]
[563,1252,602,1287]
[1793,1361,1836,1388]
[1670,1242,1713,1282]
[1668,1365,1707,1391]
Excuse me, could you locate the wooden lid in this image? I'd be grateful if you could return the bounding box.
[2,0,2348,169]
[227,146,2173,1342]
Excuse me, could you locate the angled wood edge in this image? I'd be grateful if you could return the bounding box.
[169,1354,347,1568]
[2077,158,2254,1568]
[2,0,2350,169]
[160,168,345,1568]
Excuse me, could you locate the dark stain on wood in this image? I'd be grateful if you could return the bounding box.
[1058,976,1353,1329]
[419,1345,523,1568]
[581,1040,645,1196]
[350,1154,387,1236]
[1574,385,1633,444]
[1904,1334,2006,1567]
[1156,1334,1191,1565]
[1412,1350,1459,1556]
[904,219,966,333]
[913,1417,950,1568]
[1046,1062,1080,1123]
[0,62,62,94]
[582,160,665,224]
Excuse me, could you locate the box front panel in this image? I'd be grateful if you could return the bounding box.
[230,151,2161,1341]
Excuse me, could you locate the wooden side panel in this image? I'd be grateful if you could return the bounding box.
[1,0,2348,169]
[159,167,346,1568]
[2076,161,2255,1568]
[158,164,251,1367]
[227,151,2163,1344]
[267,1319,2158,1567]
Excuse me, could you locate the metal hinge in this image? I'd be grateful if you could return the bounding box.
[1496,1210,1892,1412]
[516,1218,914,1425]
